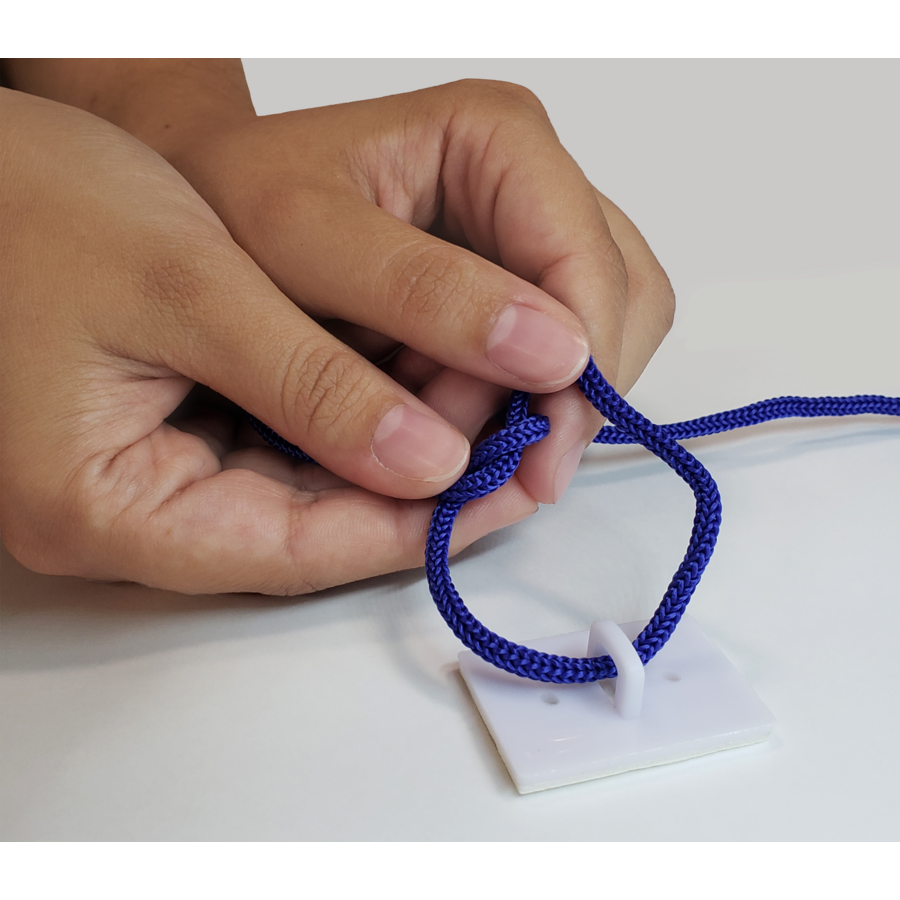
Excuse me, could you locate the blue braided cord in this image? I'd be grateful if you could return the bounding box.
[250,359,900,683]
[594,394,900,445]
[248,414,316,464]
[427,358,724,682]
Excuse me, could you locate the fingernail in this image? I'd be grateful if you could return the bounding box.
[552,444,585,504]
[487,305,589,386]
[372,404,469,481]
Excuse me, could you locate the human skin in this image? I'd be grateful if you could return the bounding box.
[0,62,674,594]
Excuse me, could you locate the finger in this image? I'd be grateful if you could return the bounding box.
[435,83,629,389]
[415,368,510,443]
[238,190,590,393]
[434,86,674,504]
[517,191,675,504]
[33,114,476,505]
[508,386,592,505]
[592,189,675,395]
[427,94,669,504]
[383,348,511,444]
[110,235,473,501]
[403,87,619,504]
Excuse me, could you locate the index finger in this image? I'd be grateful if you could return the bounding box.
[434,81,674,504]
[436,80,629,387]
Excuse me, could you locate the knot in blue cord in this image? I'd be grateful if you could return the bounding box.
[439,392,549,505]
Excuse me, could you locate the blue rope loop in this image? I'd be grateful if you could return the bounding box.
[426,358,724,683]
[250,359,900,683]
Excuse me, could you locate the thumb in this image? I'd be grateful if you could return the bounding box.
[120,238,471,500]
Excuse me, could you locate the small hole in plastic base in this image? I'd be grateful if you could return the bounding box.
[663,671,681,683]
[540,692,560,705]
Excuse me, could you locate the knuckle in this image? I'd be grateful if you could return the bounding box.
[631,263,677,339]
[281,508,326,595]
[280,491,424,594]
[451,78,549,119]
[381,242,467,333]
[282,341,372,436]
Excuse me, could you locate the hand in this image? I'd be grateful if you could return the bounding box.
[5,61,675,505]
[0,89,537,593]
[152,76,677,504]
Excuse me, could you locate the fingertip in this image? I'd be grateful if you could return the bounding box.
[517,387,602,504]
[370,403,470,484]
[550,443,585,504]
[486,303,590,389]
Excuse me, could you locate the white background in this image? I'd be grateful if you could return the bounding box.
[1,60,898,840]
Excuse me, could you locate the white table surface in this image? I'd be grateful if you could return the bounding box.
[2,60,898,840]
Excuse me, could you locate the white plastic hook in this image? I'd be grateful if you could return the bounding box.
[458,615,775,792]
[587,619,645,719]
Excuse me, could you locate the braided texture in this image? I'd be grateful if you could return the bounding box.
[427,359,726,682]
[252,359,900,682]
[595,394,900,445]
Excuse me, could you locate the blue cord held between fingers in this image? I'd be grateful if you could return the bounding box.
[251,358,900,683]
[248,416,316,463]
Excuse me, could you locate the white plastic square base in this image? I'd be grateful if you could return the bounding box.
[458,615,775,793]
